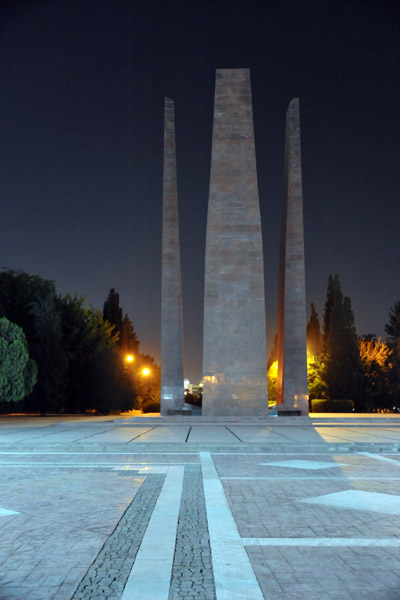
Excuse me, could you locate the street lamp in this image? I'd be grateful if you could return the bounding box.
[142,367,150,376]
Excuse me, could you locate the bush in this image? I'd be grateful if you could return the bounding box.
[0,399,25,415]
[0,317,37,403]
[311,399,328,412]
[311,399,354,412]
[331,399,354,412]
[184,393,202,407]
[142,399,160,413]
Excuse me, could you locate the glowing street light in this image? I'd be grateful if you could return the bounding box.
[125,354,134,363]
[142,367,150,377]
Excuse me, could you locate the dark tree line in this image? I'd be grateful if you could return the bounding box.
[0,269,143,414]
[102,288,160,412]
[306,274,400,411]
[103,288,139,355]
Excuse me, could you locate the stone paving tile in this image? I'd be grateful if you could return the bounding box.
[213,452,400,479]
[223,478,400,539]
[0,467,141,534]
[2,420,400,600]
[215,452,400,543]
[3,441,400,453]
[0,468,144,600]
[383,454,400,462]
[0,452,199,467]
[246,546,400,600]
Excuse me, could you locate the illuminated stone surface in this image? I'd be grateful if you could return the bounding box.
[260,460,349,470]
[202,69,268,417]
[276,98,308,415]
[301,490,400,515]
[0,506,19,516]
[160,98,184,415]
[1,417,400,599]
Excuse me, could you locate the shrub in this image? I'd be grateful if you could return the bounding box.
[142,399,160,413]
[0,317,37,403]
[184,393,202,407]
[331,399,354,412]
[311,399,328,412]
[311,398,354,412]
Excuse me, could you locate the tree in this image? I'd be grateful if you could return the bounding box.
[359,335,391,367]
[0,317,37,404]
[131,354,161,409]
[307,355,328,400]
[120,313,140,355]
[267,360,278,405]
[29,293,68,413]
[385,302,400,402]
[84,347,137,414]
[267,334,278,369]
[103,289,123,341]
[103,289,140,355]
[323,274,340,347]
[307,303,323,358]
[385,302,400,366]
[323,275,362,400]
[0,268,55,349]
[57,294,119,412]
[359,335,393,411]
[0,270,142,415]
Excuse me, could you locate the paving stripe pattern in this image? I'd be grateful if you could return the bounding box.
[199,452,263,599]
[2,432,400,599]
[243,537,400,547]
[121,466,184,600]
[168,465,216,599]
[71,474,164,600]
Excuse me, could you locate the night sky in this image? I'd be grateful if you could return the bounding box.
[1,0,399,382]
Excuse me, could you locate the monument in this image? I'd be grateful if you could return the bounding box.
[202,69,268,417]
[160,98,185,415]
[276,98,308,415]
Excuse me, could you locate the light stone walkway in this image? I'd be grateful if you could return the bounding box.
[1,415,400,599]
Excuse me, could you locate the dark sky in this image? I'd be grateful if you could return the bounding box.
[1,0,399,382]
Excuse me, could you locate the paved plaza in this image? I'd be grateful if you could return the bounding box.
[1,414,400,599]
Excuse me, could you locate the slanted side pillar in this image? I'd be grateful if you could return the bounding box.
[160,98,184,415]
[202,69,268,417]
[276,98,308,415]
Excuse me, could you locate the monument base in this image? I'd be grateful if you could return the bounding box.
[277,410,302,417]
[160,384,185,416]
[202,386,268,417]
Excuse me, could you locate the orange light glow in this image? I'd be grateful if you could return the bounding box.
[142,368,150,376]
[125,354,134,363]
[270,360,278,375]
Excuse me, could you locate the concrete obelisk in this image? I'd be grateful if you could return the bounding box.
[202,69,268,417]
[160,98,184,415]
[276,98,308,415]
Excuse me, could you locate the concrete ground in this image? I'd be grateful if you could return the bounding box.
[1,413,400,599]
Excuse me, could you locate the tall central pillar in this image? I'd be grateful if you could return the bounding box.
[276,98,308,415]
[160,98,184,415]
[202,69,268,417]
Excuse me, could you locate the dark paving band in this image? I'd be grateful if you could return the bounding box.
[169,465,216,599]
[72,474,165,600]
